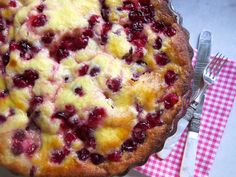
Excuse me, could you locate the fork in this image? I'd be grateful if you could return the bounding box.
[180,53,227,177]
[192,53,228,104]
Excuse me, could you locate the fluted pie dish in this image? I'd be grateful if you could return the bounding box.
[0,0,193,176]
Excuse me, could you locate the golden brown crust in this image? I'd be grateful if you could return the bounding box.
[0,0,193,176]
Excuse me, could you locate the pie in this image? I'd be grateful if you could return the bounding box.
[0,0,193,177]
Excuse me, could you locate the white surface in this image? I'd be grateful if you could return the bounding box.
[180,131,198,177]
[0,0,235,177]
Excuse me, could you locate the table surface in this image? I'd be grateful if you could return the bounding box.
[1,0,236,177]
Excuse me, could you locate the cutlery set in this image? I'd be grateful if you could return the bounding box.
[157,31,227,177]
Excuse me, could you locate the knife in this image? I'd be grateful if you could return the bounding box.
[180,31,211,177]
[157,31,212,159]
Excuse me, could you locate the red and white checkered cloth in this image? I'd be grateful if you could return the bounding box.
[135,51,236,177]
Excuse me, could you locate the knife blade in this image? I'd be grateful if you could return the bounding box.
[180,31,212,177]
[157,31,212,159]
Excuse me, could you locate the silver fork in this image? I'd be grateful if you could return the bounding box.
[192,53,228,104]
[180,54,227,177]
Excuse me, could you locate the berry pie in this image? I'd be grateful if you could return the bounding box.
[0,0,193,176]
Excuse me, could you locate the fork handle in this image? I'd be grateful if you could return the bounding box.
[192,84,208,104]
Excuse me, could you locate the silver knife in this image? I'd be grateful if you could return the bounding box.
[157,31,212,159]
[180,32,212,177]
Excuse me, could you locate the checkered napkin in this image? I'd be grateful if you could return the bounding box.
[135,51,236,177]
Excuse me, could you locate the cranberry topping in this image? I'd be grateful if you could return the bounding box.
[0,33,5,42]
[11,130,25,155]
[54,47,69,62]
[37,4,45,13]
[163,93,179,109]
[77,125,95,142]
[9,0,17,7]
[132,126,146,144]
[85,137,96,148]
[2,52,10,67]
[64,132,76,146]
[15,40,39,60]
[25,143,38,155]
[0,115,7,124]
[154,52,170,66]
[139,0,151,6]
[89,15,99,27]
[131,21,144,32]
[0,89,8,98]
[76,35,89,49]
[106,78,122,92]
[51,148,70,164]
[83,29,94,38]
[101,22,112,45]
[130,32,147,48]
[29,166,36,177]
[78,64,89,76]
[88,107,107,128]
[53,105,76,120]
[121,139,137,152]
[30,14,47,27]
[146,110,164,128]
[153,36,162,50]
[74,87,84,97]
[151,21,166,33]
[77,148,90,161]
[67,116,80,127]
[0,17,6,31]
[164,26,176,37]
[165,70,178,86]
[122,1,136,10]
[13,69,39,88]
[134,120,150,130]
[89,66,101,77]
[100,2,109,22]
[129,10,143,22]
[90,153,105,165]
[30,96,43,107]
[107,151,122,162]
[140,4,154,23]
[41,31,55,44]
[11,141,24,155]
[60,36,77,51]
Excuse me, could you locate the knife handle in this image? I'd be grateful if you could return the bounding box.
[157,119,189,159]
[180,131,198,177]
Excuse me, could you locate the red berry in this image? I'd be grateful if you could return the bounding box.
[78,64,89,76]
[29,166,36,177]
[41,31,54,44]
[154,52,170,66]
[131,21,144,32]
[64,132,76,146]
[107,151,122,162]
[9,0,17,7]
[153,36,162,50]
[2,52,10,66]
[146,110,164,128]
[138,0,150,6]
[165,70,178,86]
[83,29,94,38]
[89,15,99,27]
[0,17,6,31]
[88,107,106,128]
[90,153,105,165]
[37,4,45,13]
[30,96,43,107]
[77,125,94,142]
[74,87,84,97]
[89,66,101,77]
[77,148,90,161]
[31,14,47,27]
[11,141,24,155]
[101,4,109,22]
[129,10,143,22]
[121,139,137,152]
[13,69,39,88]
[106,78,122,92]
[122,1,135,10]
[25,143,38,155]
[164,26,176,37]
[0,115,6,124]
[132,127,146,144]
[51,148,70,164]
[0,89,8,98]
[163,93,179,109]
[151,21,166,33]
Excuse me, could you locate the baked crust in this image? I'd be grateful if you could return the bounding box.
[0,0,193,177]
